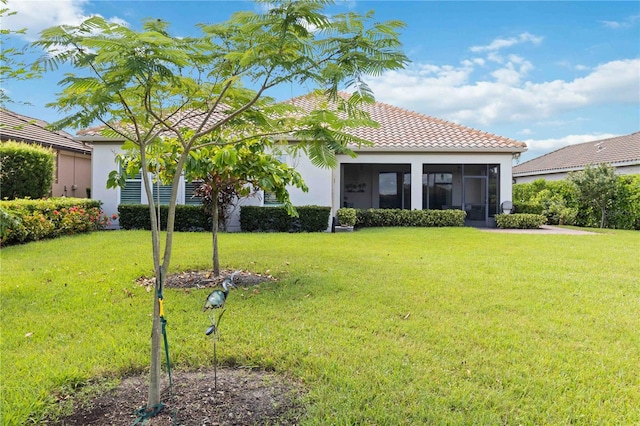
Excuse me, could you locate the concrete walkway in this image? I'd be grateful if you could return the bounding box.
[480,225,600,235]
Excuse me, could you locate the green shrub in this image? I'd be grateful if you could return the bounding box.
[496,213,547,229]
[355,208,466,228]
[543,197,578,226]
[240,205,331,232]
[513,179,580,224]
[117,204,209,231]
[0,198,107,246]
[336,208,357,226]
[608,175,640,230]
[514,174,640,229]
[512,202,544,215]
[0,140,55,199]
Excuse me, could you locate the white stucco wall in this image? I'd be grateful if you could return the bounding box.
[90,140,517,231]
[91,141,123,228]
[90,141,334,230]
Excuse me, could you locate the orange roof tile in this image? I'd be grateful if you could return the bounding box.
[76,92,527,153]
[287,92,527,152]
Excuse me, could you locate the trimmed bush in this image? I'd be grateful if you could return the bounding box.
[0,140,55,199]
[512,202,544,215]
[336,208,356,226]
[495,213,547,229]
[240,205,331,232]
[117,204,209,231]
[0,198,107,246]
[355,208,466,228]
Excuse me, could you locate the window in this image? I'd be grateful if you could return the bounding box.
[120,172,142,204]
[184,181,203,206]
[263,154,287,205]
[488,165,499,217]
[422,172,453,210]
[263,190,280,205]
[151,182,172,205]
[379,172,411,209]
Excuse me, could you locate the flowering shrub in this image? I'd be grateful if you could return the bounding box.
[0,198,109,246]
[53,206,109,234]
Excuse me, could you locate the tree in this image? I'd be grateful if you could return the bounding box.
[569,163,618,228]
[35,0,407,415]
[186,141,307,276]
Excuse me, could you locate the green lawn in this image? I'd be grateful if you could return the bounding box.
[1,228,639,424]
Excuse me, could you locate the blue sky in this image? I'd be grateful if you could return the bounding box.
[2,0,639,162]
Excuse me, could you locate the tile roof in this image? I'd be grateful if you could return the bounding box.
[0,109,91,154]
[75,92,527,153]
[76,109,229,138]
[288,92,527,152]
[513,132,640,175]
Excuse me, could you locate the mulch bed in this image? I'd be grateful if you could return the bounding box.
[51,270,304,425]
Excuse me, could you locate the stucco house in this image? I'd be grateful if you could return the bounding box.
[78,94,527,229]
[513,132,640,184]
[0,108,92,198]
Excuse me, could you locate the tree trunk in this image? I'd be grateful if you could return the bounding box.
[147,291,162,410]
[141,153,164,412]
[212,192,220,276]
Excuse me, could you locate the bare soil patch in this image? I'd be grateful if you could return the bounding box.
[137,269,277,290]
[53,270,303,425]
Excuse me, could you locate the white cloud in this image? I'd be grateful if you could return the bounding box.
[4,0,90,40]
[470,32,543,53]
[3,0,127,40]
[600,15,639,29]
[369,58,640,127]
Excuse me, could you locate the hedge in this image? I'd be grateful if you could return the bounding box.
[0,197,108,246]
[117,204,210,231]
[0,140,55,199]
[512,202,544,215]
[336,208,357,226]
[495,213,547,229]
[240,205,331,232]
[354,208,466,228]
[513,175,640,230]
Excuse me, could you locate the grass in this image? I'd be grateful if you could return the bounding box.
[1,228,639,424]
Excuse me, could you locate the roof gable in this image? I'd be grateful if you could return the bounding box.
[0,109,91,154]
[513,132,640,175]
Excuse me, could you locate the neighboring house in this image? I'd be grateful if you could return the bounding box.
[78,94,527,229]
[0,108,92,198]
[513,132,640,184]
